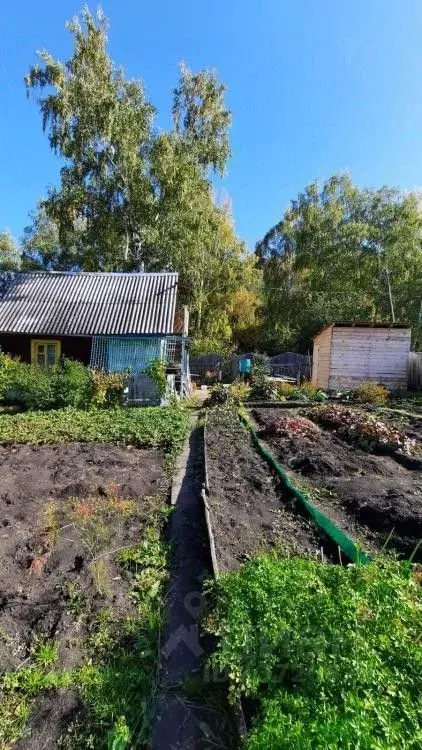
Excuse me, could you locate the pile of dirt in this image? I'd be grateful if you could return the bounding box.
[252,408,422,557]
[0,442,167,745]
[205,407,333,572]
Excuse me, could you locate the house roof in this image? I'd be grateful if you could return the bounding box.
[0,272,178,336]
[313,321,410,339]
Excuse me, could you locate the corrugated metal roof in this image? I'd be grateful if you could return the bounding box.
[0,272,178,336]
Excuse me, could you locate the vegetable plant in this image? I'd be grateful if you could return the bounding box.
[206,555,422,749]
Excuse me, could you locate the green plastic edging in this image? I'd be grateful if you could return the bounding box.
[239,410,370,565]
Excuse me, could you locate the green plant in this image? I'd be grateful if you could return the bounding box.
[228,381,251,403]
[90,370,125,406]
[1,516,170,749]
[0,405,190,456]
[208,383,229,405]
[65,580,86,617]
[206,555,422,749]
[351,382,389,405]
[145,359,167,399]
[31,637,59,668]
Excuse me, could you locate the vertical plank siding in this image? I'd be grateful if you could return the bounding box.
[326,327,410,391]
[312,325,333,389]
[409,352,422,390]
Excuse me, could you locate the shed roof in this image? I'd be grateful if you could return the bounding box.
[313,321,410,340]
[0,272,178,336]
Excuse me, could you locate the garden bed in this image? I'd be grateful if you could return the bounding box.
[252,407,422,557]
[0,406,190,748]
[205,407,334,572]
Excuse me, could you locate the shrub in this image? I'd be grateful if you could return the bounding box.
[208,384,229,406]
[0,353,125,411]
[53,359,93,409]
[144,359,167,399]
[351,382,389,405]
[90,370,125,407]
[206,555,422,749]
[228,381,251,403]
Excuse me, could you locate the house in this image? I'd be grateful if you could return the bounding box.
[312,323,411,392]
[0,271,182,378]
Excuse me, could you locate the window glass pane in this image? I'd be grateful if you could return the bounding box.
[37,345,46,367]
[47,344,57,366]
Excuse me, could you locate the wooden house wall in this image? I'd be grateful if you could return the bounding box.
[0,333,92,365]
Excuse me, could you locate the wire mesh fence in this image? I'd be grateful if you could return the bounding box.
[90,336,181,373]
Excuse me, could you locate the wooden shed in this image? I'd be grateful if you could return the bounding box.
[312,323,411,392]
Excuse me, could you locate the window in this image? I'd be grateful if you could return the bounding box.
[31,339,61,367]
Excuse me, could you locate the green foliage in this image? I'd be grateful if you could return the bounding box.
[351,382,389,405]
[257,174,422,351]
[144,359,167,398]
[228,381,251,403]
[306,404,416,454]
[206,555,422,749]
[0,405,189,454]
[208,384,230,405]
[0,231,21,271]
[24,7,259,354]
[90,370,125,406]
[0,353,125,410]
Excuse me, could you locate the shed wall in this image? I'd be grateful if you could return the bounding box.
[312,326,333,389]
[328,327,410,391]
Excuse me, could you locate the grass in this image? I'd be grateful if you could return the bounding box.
[0,516,169,749]
[0,405,189,458]
[205,554,422,749]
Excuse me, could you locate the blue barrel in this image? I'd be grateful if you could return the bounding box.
[239,358,252,374]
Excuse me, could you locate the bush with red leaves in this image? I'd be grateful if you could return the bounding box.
[306,404,416,454]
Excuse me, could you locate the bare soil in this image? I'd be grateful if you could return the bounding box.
[205,407,333,573]
[252,408,422,557]
[0,442,167,747]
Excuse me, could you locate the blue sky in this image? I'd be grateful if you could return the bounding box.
[1,0,422,250]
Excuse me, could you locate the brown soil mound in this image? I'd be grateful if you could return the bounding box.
[253,408,422,557]
[0,442,167,744]
[205,407,333,572]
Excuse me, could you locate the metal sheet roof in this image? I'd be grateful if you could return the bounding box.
[0,272,178,336]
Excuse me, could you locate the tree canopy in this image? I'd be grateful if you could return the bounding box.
[24,7,260,349]
[256,174,422,351]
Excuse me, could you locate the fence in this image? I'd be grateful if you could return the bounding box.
[189,351,312,384]
[409,352,422,390]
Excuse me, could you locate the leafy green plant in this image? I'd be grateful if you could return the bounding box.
[351,382,389,405]
[206,555,422,749]
[228,381,251,403]
[208,383,230,405]
[145,359,167,399]
[31,637,59,668]
[0,405,190,456]
[0,353,126,411]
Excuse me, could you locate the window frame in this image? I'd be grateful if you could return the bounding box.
[30,339,62,368]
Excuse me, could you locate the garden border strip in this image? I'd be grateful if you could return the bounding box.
[239,408,370,565]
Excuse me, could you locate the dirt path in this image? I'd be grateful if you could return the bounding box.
[151,415,236,750]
